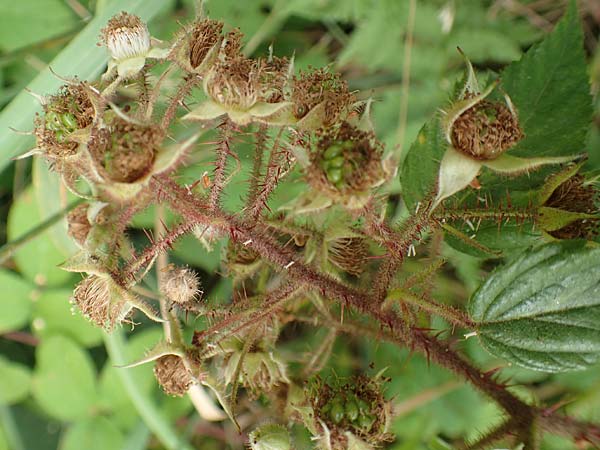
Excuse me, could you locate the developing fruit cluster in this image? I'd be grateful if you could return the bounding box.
[25,7,600,450]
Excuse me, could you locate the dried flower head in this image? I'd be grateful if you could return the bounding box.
[189,19,224,69]
[206,56,262,110]
[432,52,579,211]
[160,265,202,306]
[100,12,150,62]
[168,18,223,74]
[291,68,355,129]
[89,118,163,183]
[220,28,244,60]
[154,354,195,396]
[71,274,132,330]
[451,97,523,160]
[185,54,293,126]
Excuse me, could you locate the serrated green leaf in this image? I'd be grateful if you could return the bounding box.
[400,117,446,212]
[60,416,124,450]
[31,289,102,348]
[0,357,31,405]
[501,2,592,158]
[32,335,98,421]
[469,241,600,372]
[444,222,543,258]
[0,270,33,333]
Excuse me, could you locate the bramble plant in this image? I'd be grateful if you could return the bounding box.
[4,1,600,449]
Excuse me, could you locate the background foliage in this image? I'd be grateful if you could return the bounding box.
[0,0,599,449]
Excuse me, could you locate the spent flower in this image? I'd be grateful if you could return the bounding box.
[432,51,580,211]
[99,12,168,81]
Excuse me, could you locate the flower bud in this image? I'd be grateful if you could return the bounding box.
[248,424,292,450]
[153,354,195,396]
[100,12,150,62]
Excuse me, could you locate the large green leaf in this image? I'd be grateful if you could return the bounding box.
[0,269,33,333]
[0,0,78,52]
[0,357,31,405]
[32,335,98,421]
[31,289,102,348]
[60,417,124,450]
[400,117,446,212]
[501,1,592,158]
[469,241,600,372]
[7,187,73,286]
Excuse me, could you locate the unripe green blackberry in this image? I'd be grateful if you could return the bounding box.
[306,122,389,209]
[34,82,96,159]
[307,375,392,450]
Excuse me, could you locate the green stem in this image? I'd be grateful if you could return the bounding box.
[103,331,194,450]
[0,198,83,265]
[0,406,24,450]
[385,288,474,329]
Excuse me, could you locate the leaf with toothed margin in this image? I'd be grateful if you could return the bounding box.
[469,241,600,372]
[500,1,593,159]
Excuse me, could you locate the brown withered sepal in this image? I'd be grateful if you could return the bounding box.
[67,204,91,246]
[189,19,224,69]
